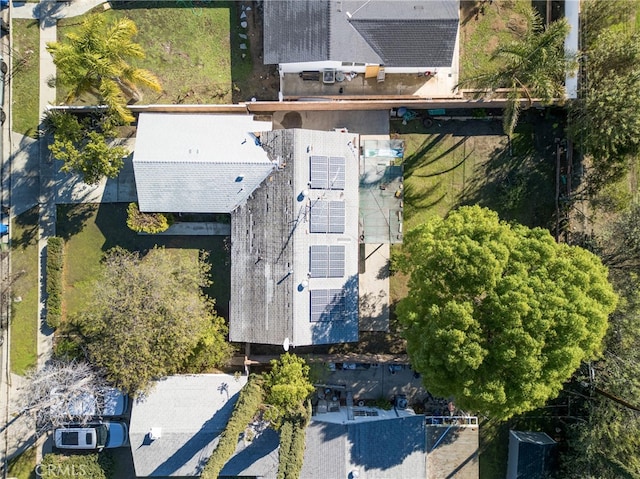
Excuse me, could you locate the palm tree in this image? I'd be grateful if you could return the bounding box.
[47,16,162,123]
[457,8,573,137]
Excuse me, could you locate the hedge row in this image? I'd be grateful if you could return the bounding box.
[45,237,64,329]
[277,403,311,479]
[40,452,113,479]
[201,376,265,479]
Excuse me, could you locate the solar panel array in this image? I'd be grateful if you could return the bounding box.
[310,200,345,233]
[310,289,345,322]
[310,155,345,190]
[310,245,345,278]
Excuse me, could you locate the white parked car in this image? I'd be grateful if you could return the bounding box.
[54,422,129,450]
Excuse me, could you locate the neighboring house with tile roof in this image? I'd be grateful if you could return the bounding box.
[128,374,248,477]
[263,0,460,74]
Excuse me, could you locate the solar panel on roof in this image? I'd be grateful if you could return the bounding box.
[329,157,345,190]
[310,200,329,233]
[310,289,345,322]
[310,156,329,189]
[329,201,345,233]
[328,246,345,277]
[310,245,345,278]
[310,245,329,277]
[310,200,344,234]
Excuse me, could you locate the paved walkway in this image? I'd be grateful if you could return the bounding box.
[1,0,110,468]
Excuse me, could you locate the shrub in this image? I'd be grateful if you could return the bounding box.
[126,202,173,234]
[40,452,113,479]
[277,407,310,479]
[45,237,64,329]
[201,376,265,479]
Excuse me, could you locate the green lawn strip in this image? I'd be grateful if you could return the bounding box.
[7,446,37,479]
[12,19,40,138]
[57,2,234,105]
[57,203,231,320]
[459,1,531,83]
[10,207,39,375]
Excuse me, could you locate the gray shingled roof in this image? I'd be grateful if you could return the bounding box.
[129,374,247,477]
[263,0,329,64]
[301,416,427,479]
[351,19,460,67]
[263,0,459,67]
[219,428,280,478]
[229,129,360,346]
[133,113,274,214]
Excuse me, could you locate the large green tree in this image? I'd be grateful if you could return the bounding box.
[76,247,232,394]
[396,206,617,420]
[458,8,572,136]
[263,353,314,429]
[47,16,162,123]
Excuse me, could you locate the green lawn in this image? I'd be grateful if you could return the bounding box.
[7,446,37,479]
[459,0,531,82]
[10,207,39,376]
[12,19,40,137]
[57,1,249,105]
[57,203,231,320]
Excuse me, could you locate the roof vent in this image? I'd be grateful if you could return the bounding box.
[149,428,162,441]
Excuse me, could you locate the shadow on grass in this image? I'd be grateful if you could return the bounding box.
[12,207,38,249]
[461,113,560,229]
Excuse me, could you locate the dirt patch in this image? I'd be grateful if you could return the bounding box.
[234,1,279,102]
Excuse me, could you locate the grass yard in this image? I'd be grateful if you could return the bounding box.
[10,207,39,375]
[459,0,531,82]
[57,203,231,320]
[57,1,253,105]
[12,19,40,138]
[7,446,37,479]
[390,114,561,477]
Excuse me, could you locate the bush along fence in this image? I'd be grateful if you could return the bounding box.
[45,237,64,329]
[201,376,266,479]
[276,402,311,479]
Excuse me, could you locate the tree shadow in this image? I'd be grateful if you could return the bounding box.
[460,112,560,229]
[12,207,39,249]
[56,204,97,240]
[311,275,359,345]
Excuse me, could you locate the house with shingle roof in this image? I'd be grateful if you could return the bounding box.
[132,115,385,347]
[263,0,460,74]
[129,374,248,477]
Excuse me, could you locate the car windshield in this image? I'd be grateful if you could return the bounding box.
[95,425,108,447]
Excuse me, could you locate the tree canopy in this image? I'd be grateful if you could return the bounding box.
[458,8,572,136]
[396,206,618,420]
[47,16,161,124]
[43,110,128,185]
[76,247,232,394]
[263,353,314,429]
